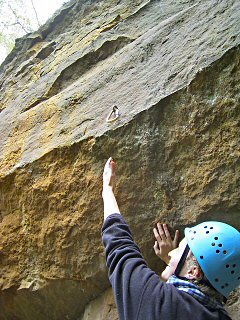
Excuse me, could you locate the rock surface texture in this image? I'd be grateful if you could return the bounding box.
[0,0,239,319]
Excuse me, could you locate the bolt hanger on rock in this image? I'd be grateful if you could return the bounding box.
[106,105,120,123]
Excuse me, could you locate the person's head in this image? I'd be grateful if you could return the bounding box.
[161,238,203,282]
[162,221,240,298]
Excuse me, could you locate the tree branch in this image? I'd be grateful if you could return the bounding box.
[8,3,29,33]
[2,22,19,28]
[30,0,41,28]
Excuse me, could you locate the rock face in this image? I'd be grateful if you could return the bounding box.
[0,0,239,319]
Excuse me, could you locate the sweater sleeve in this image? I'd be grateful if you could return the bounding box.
[102,213,163,320]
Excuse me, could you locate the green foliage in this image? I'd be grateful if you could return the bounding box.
[0,31,15,52]
[0,0,40,62]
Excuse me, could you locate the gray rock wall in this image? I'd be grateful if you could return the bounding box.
[0,0,239,319]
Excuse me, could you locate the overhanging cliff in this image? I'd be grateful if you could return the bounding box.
[0,0,239,319]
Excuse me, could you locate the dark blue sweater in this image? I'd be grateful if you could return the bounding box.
[102,213,231,320]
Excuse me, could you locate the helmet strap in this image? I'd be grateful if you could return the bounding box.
[174,244,190,277]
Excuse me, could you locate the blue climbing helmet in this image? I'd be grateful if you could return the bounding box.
[185,221,240,298]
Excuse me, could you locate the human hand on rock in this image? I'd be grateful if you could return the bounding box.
[153,223,179,265]
[102,157,116,190]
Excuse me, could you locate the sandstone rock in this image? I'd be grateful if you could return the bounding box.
[0,0,239,319]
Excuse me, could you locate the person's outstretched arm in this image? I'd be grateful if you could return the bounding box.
[101,157,164,320]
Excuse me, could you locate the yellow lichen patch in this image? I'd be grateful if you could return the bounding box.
[0,98,62,178]
[0,138,25,178]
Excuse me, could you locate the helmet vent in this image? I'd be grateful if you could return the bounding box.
[226,264,230,268]
[232,264,236,268]
[206,231,209,234]
[204,226,208,228]
[231,271,235,274]
[200,256,204,259]
[215,278,219,282]
[211,242,215,246]
[216,250,220,254]
[214,237,218,240]
[218,243,222,247]
[210,227,213,229]
[237,277,240,280]
[223,250,227,254]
